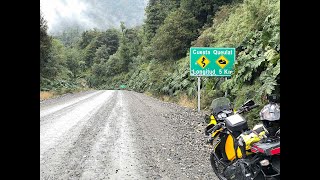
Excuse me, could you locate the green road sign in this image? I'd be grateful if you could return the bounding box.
[190,47,236,77]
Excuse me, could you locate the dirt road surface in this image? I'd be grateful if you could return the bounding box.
[40,90,218,180]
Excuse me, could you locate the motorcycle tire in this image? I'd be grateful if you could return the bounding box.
[210,153,266,180]
[210,152,228,180]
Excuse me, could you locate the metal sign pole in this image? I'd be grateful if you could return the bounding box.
[198,76,201,112]
[224,77,227,97]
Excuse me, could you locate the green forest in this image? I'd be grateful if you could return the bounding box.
[40,0,279,127]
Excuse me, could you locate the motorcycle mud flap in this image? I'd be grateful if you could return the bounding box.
[224,159,252,180]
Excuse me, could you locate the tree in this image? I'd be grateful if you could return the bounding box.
[78,29,100,49]
[105,53,126,76]
[180,0,233,28]
[98,29,120,55]
[151,9,199,61]
[40,10,53,82]
[117,23,142,72]
[79,29,120,68]
[65,48,85,79]
[93,45,109,64]
[143,2,167,43]
[54,28,82,47]
[143,0,180,44]
[45,39,70,80]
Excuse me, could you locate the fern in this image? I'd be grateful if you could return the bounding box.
[181,79,190,89]
[249,56,265,69]
[257,77,277,96]
[272,60,280,77]
[243,70,252,82]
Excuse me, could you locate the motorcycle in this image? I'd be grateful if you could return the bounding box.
[204,97,280,180]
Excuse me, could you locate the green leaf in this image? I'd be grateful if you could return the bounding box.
[272,60,280,77]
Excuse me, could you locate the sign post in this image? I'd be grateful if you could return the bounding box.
[190,47,236,112]
[198,76,201,112]
[224,77,228,97]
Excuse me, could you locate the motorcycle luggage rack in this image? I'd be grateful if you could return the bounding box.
[251,141,280,156]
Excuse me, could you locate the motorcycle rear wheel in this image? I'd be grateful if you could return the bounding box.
[210,152,268,180]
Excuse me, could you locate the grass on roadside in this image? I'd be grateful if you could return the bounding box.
[40,87,92,101]
[40,91,55,101]
[177,94,197,109]
[144,91,197,110]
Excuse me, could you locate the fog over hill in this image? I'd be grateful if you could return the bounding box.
[40,0,148,35]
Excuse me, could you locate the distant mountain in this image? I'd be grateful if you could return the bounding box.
[45,0,148,35]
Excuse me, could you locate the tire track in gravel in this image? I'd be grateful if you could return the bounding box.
[79,91,141,180]
[102,91,140,180]
[54,91,119,179]
[40,90,116,180]
[40,90,104,121]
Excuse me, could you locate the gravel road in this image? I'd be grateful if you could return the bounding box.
[40,90,218,180]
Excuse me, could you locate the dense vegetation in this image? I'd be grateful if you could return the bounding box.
[40,0,280,127]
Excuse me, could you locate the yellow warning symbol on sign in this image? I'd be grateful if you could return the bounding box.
[196,55,210,69]
[216,55,229,69]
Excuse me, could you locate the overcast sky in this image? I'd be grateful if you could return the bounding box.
[40,0,87,31]
[40,0,148,34]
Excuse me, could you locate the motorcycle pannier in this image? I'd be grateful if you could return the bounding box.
[225,114,248,133]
